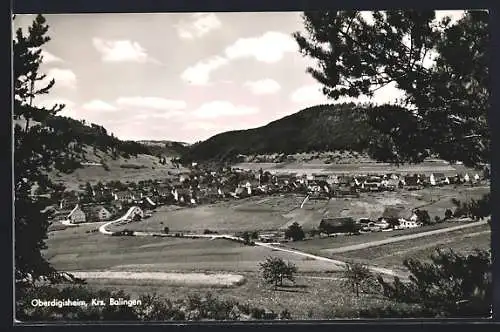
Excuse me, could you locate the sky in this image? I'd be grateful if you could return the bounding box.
[13,11,465,143]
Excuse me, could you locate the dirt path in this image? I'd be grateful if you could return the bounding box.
[321,220,488,255]
[255,242,405,278]
[69,271,246,286]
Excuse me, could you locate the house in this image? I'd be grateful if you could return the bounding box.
[114,191,135,202]
[59,198,79,210]
[384,178,400,190]
[127,206,144,220]
[67,204,86,224]
[364,176,383,192]
[404,175,421,190]
[429,173,447,186]
[82,205,112,222]
[313,173,328,182]
[318,217,360,234]
[338,176,354,188]
[379,206,414,226]
[396,219,421,229]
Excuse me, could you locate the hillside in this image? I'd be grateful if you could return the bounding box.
[181,103,376,162]
[137,140,190,157]
[22,115,186,190]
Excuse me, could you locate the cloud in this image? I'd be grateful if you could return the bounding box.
[46,68,77,89]
[82,99,117,111]
[290,84,329,105]
[191,101,259,119]
[41,50,63,63]
[244,79,281,95]
[225,31,298,63]
[116,97,187,110]
[176,13,222,39]
[180,56,229,85]
[182,121,222,131]
[92,38,160,64]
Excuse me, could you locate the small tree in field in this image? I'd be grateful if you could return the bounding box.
[163,226,169,234]
[285,222,305,241]
[259,257,298,289]
[342,262,375,297]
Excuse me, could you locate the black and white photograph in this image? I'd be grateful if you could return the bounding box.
[13,9,492,322]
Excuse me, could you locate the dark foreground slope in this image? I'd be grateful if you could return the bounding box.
[182,103,376,162]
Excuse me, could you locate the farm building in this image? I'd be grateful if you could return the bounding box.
[318,217,360,234]
[380,206,416,224]
[396,219,422,229]
[67,204,86,224]
[82,205,112,222]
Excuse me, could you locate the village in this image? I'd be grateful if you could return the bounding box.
[47,161,489,244]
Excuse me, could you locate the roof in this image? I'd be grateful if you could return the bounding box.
[381,206,412,220]
[82,205,110,217]
[67,203,84,215]
[320,217,355,226]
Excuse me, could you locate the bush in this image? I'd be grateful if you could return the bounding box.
[444,209,453,220]
[377,248,492,317]
[163,227,169,234]
[284,222,305,241]
[203,229,217,235]
[17,285,281,321]
[434,216,441,223]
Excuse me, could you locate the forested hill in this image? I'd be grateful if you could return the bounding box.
[181,103,377,162]
[42,115,151,158]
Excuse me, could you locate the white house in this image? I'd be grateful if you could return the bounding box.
[67,204,86,224]
[128,206,144,220]
[464,173,470,182]
[429,173,436,186]
[397,220,421,229]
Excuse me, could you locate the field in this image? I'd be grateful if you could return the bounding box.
[44,227,341,274]
[234,157,479,176]
[81,272,400,319]
[335,224,491,269]
[42,168,490,319]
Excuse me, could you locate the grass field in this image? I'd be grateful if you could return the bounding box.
[335,224,491,269]
[234,158,480,176]
[79,272,398,319]
[44,227,341,274]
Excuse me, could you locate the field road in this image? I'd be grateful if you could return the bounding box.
[99,206,139,235]
[321,219,489,255]
[255,242,404,278]
[95,206,487,281]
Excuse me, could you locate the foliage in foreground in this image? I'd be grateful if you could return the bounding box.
[16,285,287,321]
[341,262,378,298]
[294,10,489,167]
[376,248,492,317]
[259,257,298,289]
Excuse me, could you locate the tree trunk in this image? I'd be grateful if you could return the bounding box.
[355,283,359,298]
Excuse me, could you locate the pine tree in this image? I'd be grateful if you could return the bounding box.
[13,15,77,283]
[293,10,489,167]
